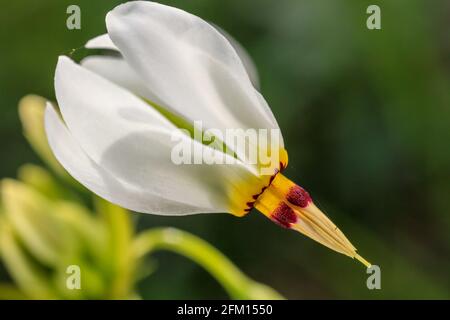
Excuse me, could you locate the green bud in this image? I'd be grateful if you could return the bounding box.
[18,95,66,177]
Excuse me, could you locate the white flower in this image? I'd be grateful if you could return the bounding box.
[45,1,370,266]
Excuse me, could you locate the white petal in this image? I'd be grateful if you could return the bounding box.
[45,103,222,215]
[106,1,282,155]
[54,56,255,213]
[55,56,175,161]
[81,55,161,103]
[82,33,162,104]
[83,33,150,99]
[85,30,260,90]
[213,25,260,89]
[85,34,117,50]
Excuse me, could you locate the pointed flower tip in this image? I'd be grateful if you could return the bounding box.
[252,173,369,267]
[354,253,371,269]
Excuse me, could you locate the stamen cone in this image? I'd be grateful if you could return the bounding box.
[254,173,371,268]
[355,254,372,268]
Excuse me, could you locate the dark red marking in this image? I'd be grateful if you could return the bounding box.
[269,169,279,184]
[286,185,311,208]
[271,203,297,228]
[243,168,281,214]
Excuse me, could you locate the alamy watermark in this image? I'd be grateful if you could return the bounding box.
[66,264,81,290]
[66,5,81,30]
[170,121,282,175]
[366,265,381,290]
[366,5,381,30]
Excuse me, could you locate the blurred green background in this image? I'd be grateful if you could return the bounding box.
[0,0,449,299]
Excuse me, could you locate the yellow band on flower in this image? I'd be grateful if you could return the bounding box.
[227,148,288,217]
[228,153,371,268]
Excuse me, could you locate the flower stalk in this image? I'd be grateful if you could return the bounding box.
[133,228,284,300]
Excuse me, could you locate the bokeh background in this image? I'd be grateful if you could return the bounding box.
[1,0,449,299]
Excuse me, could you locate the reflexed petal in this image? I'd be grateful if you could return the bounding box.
[81,55,161,103]
[106,1,282,158]
[213,25,260,89]
[53,58,258,214]
[55,55,174,164]
[85,34,117,50]
[45,104,224,214]
[84,31,260,91]
[82,34,162,103]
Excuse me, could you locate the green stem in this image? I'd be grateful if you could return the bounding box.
[133,228,283,300]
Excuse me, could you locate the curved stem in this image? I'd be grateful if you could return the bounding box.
[133,227,283,300]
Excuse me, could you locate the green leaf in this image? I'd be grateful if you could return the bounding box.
[0,219,57,299]
[1,179,77,266]
[18,95,66,177]
[95,197,135,299]
[55,201,107,263]
[0,284,30,300]
[18,164,66,200]
[18,96,85,193]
